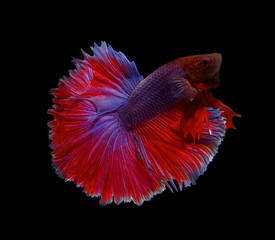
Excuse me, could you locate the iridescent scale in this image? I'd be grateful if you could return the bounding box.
[118,63,187,129]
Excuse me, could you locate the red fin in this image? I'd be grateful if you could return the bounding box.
[204,91,240,130]
[76,42,143,97]
[135,102,226,189]
[49,42,164,205]
[50,107,165,205]
[217,101,240,130]
[179,91,240,141]
[180,97,210,141]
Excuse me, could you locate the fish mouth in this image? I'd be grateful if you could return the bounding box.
[206,71,220,89]
[212,71,220,84]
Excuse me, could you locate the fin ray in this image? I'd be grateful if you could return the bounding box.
[134,103,226,188]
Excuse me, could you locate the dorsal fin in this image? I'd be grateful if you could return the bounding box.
[74,41,144,97]
[51,42,144,114]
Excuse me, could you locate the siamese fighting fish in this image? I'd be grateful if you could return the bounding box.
[49,42,239,205]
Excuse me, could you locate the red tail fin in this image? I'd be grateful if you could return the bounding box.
[49,42,165,205]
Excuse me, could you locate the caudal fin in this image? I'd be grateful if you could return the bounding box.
[49,42,166,205]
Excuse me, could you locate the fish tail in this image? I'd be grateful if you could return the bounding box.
[49,42,165,205]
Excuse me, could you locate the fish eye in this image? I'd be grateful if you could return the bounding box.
[201,59,209,66]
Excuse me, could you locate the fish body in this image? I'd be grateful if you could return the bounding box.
[49,42,239,205]
[118,62,195,129]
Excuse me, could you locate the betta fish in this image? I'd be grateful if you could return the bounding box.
[48,41,239,205]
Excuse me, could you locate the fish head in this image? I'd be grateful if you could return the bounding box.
[183,53,222,89]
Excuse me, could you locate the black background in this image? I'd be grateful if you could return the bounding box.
[14,2,268,235]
